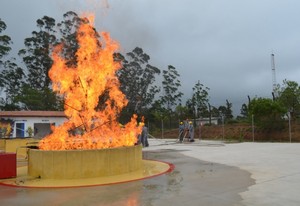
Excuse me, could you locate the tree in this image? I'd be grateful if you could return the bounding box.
[225,99,233,119]
[57,11,91,68]
[185,98,195,118]
[277,79,300,120]
[0,18,12,66]
[210,105,220,118]
[161,65,183,126]
[175,103,189,121]
[117,47,161,120]
[0,60,25,110]
[161,65,183,109]
[187,81,210,119]
[240,103,248,118]
[17,16,63,110]
[15,84,63,110]
[248,97,286,130]
[218,100,233,123]
[18,16,57,89]
[148,99,168,129]
[0,18,25,110]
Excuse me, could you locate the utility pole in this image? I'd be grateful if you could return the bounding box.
[271,53,277,98]
[221,114,224,140]
[288,111,292,143]
[252,114,255,142]
[161,115,164,139]
[198,118,202,140]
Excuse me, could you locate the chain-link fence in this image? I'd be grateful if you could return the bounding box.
[146,118,300,142]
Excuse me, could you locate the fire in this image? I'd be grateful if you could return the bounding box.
[39,15,142,150]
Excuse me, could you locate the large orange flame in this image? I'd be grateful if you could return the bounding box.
[39,15,142,150]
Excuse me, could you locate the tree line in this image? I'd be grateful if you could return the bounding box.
[242,80,300,130]
[1,11,300,130]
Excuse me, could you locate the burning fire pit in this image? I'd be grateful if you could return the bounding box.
[28,15,144,180]
[0,13,174,188]
[28,145,142,179]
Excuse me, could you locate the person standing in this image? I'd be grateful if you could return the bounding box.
[142,125,149,147]
[178,121,184,142]
[183,118,190,139]
[188,121,195,142]
[139,123,149,147]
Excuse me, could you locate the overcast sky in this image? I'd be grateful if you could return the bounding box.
[1,0,300,116]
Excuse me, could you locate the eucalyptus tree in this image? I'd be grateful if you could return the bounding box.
[187,80,210,120]
[0,61,25,110]
[224,99,233,120]
[19,16,57,89]
[160,65,183,126]
[218,100,233,123]
[0,18,12,92]
[17,16,62,110]
[0,18,11,66]
[0,18,25,110]
[161,65,183,110]
[117,47,161,120]
[57,11,91,68]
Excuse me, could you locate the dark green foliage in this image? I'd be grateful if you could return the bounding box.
[18,16,57,89]
[175,103,189,121]
[117,47,161,121]
[161,65,183,110]
[248,97,286,130]
[15,15,62,110]
[240,103,248,118]
[277,80,300,120]
[16,12,93,111]
[186,80,210,119]
[57,11,91,68]
[218,99,233,122]
[15,84,63,111]
[0,60,25,110]
[160,65,183,127]
[0,19,21,110]
[0,18,12,64]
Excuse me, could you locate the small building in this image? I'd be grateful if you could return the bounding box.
[0,111,66,138]
[195,117,219,126]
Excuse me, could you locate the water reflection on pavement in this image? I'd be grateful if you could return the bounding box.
[0,148,253,206]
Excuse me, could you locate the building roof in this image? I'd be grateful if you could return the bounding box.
[0,111,66,118]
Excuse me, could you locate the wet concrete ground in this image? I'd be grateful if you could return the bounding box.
[0,141,254,206]
[147,139,300,206]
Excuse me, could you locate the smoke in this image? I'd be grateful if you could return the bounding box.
[52,0,158,54]
[54,0,110,18]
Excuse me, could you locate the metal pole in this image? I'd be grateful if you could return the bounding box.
[289,111,291,143]
[161,118,164,139]
[222,115,224,140]
[199,119,201,141]
[252,114,255,142]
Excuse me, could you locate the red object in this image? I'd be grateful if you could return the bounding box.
[0,153,16,179]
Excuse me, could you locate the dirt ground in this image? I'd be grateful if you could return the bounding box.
[154,123,300,143]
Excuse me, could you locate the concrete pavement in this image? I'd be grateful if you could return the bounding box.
[146,139,300,206]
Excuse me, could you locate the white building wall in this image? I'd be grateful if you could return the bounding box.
[12,117,66,138]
